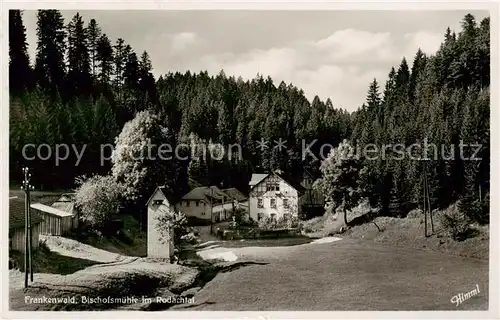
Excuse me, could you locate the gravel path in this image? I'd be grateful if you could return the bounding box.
[39,235,129,263]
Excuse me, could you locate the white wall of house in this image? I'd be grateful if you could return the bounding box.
[249,176,299,222]
[178,199,213,220]
[147,189,174,260]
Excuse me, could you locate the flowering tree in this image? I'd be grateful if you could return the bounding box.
[111,110,177,202]
[154,204,189,245]
[314,140,364,226]
[74,175,125,228]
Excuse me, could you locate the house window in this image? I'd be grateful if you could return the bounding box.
[186,201,190,207]
[266,183,280,192]
[283,198,289,208]
[270,213,277,222]
[196,201,199,207]
[257,198,264,208]
[201,211,205,216]
[153,200,163,206]
[258,213,264,221]
[284,213,291,221]
[270,198,276,208]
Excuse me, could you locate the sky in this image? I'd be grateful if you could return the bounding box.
[22,10,489,111]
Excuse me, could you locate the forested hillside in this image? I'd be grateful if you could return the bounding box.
[9,10,489,224]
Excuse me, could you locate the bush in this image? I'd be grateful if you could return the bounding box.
[258,215,299,230]
[439,205,472,241]
[458,193,489,225]
[180,232,198,245]
[233,208,251,225]
[407,209,423,219]
[74,175,125,229]
[155,205,192,247]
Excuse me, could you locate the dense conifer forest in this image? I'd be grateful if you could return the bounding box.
[9,10,489,223]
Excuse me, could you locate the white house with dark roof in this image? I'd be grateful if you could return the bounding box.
[146,186,175,260]
[178,186,227,221]
[248,170,305,223]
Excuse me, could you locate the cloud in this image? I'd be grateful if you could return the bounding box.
[403,31,443,56]
[170,32,198,53]
[201,47,299,81]
[315,29,392,60]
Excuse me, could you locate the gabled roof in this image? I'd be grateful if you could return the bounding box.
[250,171,306,194]
[303,168,319,180]
[52,193,76,214]
[275,171,306,194]
[55,193,76,202]
[51,201,75,214]
[181,186,226,201]
[249,174,268,186]
[222,187,248,201]
[31,203,74,217]
[9,198,43,230]
[146,186,177,206]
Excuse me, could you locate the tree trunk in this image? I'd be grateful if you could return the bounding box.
[344,207,349,226]
[343,194,349,226]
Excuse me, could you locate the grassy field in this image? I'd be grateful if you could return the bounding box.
[175,238,489,311]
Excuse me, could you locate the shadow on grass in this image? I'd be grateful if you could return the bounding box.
[177,250,270,291]
[163,260,269,311]
[65,216,147,258]
[10,242,101,275]
[172,301,217,309]
[348,210,384,232]
[453,227,481,242]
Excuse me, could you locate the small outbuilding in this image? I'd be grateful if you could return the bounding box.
[30,202,77,236]
[51,193,78,215]
[9,198,42,252]
[146,186,176,260]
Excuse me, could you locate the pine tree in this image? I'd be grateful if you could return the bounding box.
[96,33,114,85]
[409,48,427,101]
[366,78,381,117]
[138,50,156,103]
[123,46,139,91]
[86,18,102,77]
[395,57,410,97]
[9,10,32,95]
[113,38,126,87]
[67,12,91,95]
[216,100,232,144]
[35,9,66,93]
[383,67,396,105]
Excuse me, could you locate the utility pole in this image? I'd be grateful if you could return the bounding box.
[21,167,34,287]
[221,181,225,220]
[423,163,427,237]
[427,169,434,234]
[210,187,214,234]
[423,160,434,237]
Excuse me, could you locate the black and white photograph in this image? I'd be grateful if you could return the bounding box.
[2,1,498,317]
